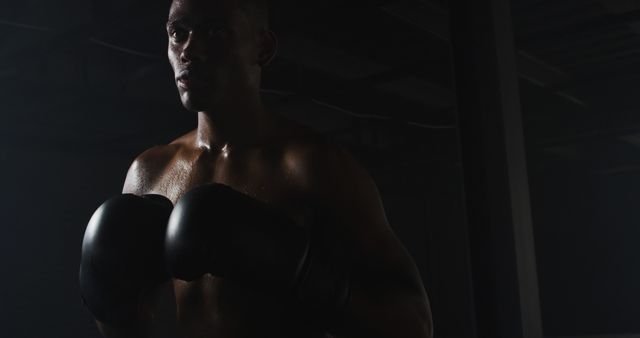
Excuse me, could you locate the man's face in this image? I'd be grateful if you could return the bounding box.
[167,0,262,112]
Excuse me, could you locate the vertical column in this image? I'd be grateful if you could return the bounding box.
[448,0,543,337]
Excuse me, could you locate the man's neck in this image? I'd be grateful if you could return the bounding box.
[195,97,276,152]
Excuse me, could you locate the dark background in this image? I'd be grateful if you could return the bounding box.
[2,0,640,337]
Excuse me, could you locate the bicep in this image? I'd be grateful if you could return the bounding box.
[314,149,424,292]
[309,148,432,336]
[338,177,428,309]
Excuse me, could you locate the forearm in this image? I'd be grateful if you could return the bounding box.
[96,319,150,338]
[93,282,174,338]
[93,300,153,338]
[330,285,433,338]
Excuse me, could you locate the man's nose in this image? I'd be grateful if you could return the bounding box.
[181,32,206,63]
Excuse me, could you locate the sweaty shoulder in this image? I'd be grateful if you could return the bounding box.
[122,138,186,195]
[278,124,368,200]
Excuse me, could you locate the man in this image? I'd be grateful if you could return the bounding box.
[83,0,433,337]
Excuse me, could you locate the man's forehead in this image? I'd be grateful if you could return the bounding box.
[169,0,239,20]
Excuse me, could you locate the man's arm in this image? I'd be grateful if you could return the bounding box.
[87,157,151,338]
[90,151,170,338]
[305,145,433,338]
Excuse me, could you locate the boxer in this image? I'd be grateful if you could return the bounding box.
[80,0,433,337]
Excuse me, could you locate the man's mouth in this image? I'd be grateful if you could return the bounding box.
[176,69,205,89]
[177,76,191,89]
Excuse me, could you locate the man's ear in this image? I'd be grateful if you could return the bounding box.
[258,30,278,67]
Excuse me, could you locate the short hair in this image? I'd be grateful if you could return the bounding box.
[168,0,270,31]
[239,0,269,31]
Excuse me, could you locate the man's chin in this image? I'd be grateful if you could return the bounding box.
[180,93,213,112]
[182,100,205,112]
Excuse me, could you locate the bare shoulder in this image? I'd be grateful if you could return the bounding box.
[122,132,191,194]
[281,126,432,325]
[280,130,371,199]
[279,123,430,294]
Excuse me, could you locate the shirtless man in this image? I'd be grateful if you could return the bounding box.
[79,0,433,337]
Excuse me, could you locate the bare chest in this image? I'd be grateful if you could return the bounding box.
[144,151,323,337]
[147,149,310,224]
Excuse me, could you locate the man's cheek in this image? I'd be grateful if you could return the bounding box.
[167,49,180,66]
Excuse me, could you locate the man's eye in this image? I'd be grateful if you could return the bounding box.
[170,28,188,42]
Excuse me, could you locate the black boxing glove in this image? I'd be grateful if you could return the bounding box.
[165,183,308,287]
[79,194,173,326]
[164,183,350,326]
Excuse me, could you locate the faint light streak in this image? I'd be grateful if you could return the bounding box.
[261,89,457,130]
